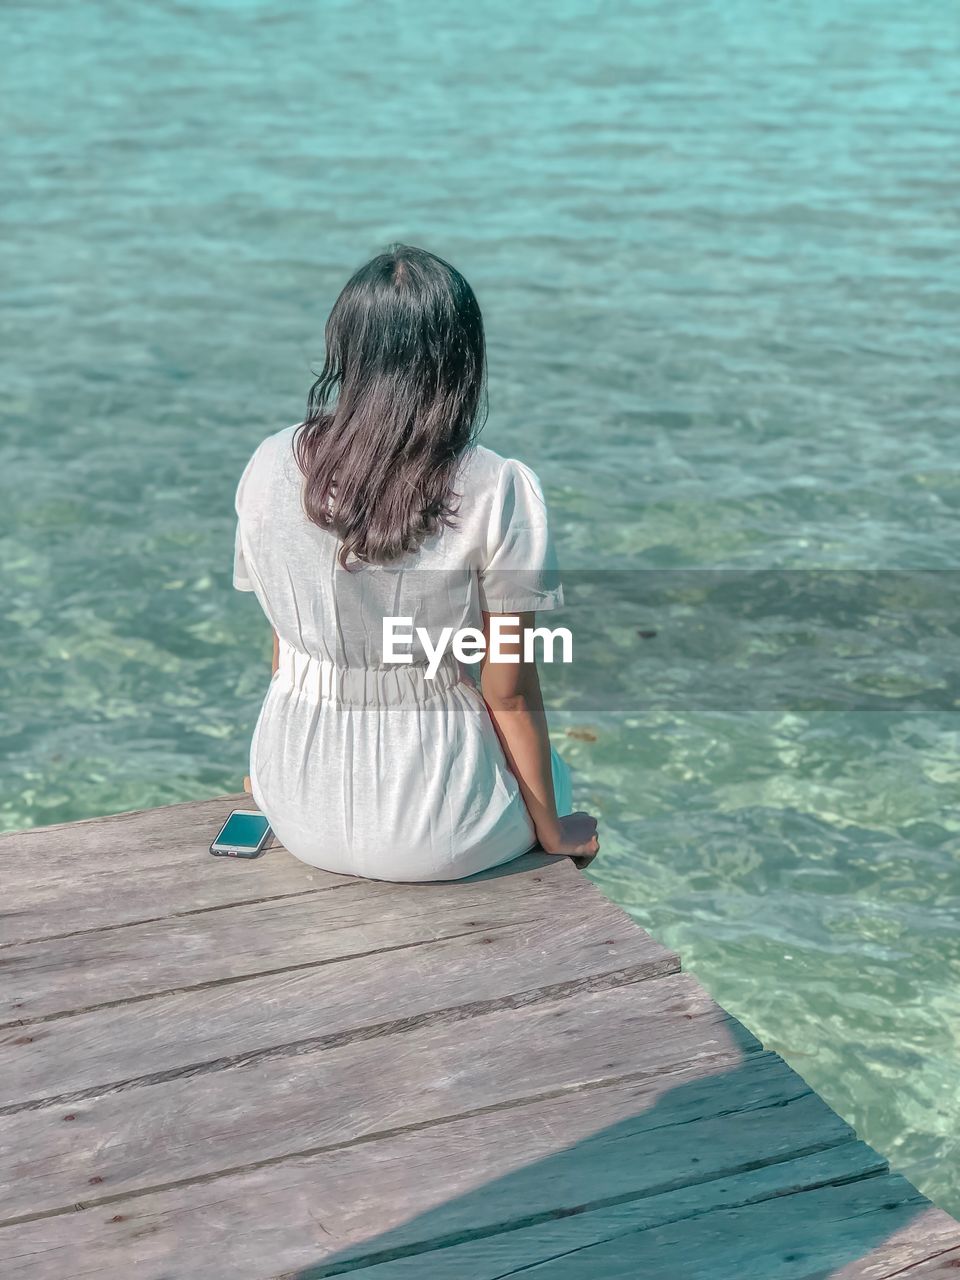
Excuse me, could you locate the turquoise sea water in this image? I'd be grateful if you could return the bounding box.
[2,0,958,1216]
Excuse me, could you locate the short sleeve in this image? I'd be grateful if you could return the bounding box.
[231,443,260,593]
[478,458,563,613]
[233,520,255,591]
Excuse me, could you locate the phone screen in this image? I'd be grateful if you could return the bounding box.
[215,812,271,849]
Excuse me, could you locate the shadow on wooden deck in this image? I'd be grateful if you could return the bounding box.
[291,1027,954,1278]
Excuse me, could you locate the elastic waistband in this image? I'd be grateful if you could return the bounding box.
[276,641,467,707]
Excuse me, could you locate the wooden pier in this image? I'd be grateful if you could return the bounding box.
[2,793,959,1278]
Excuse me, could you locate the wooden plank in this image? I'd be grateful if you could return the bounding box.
[0,1069,872,1279]
[0,925,696,1113]
[1,1000,781,1223]
[4,795,957,1279]
[0,793,358,944]
[0,853,347,948]
[0,794,623,949]
[2,793,265,877]
[2,852,673,1022]
[336,1162,949,1280]
[828,1209,960,1278]
[441,1173,958,1280]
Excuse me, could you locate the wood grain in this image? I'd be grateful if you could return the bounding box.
[334,1163,946,1280]
[0,1088,870,1279]
[0,793,353,944]
[0,912,688,1112]
[2,850,675,1022]
[1,992,774,1222]
[0,792,957,1278]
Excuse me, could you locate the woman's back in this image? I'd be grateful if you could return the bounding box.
[233,423,570,880]
[234,424,561,672]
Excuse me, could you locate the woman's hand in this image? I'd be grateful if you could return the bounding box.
[536,811,600,866]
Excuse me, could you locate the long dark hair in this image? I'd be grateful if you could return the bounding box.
[293,244,487,568]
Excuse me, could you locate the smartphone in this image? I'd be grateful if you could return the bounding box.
[210,809,273,858]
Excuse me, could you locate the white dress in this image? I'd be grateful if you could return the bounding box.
[233,424,573,882]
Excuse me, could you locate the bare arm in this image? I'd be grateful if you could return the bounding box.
[479,611,598,861]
